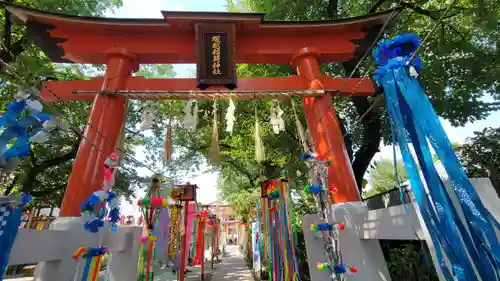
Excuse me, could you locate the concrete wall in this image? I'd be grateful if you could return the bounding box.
[302,178,500,281]
[9,218,142,281]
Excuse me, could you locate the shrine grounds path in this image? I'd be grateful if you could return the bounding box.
[154,244,254,281]
[210,244,254,281]
[5,245,254,281]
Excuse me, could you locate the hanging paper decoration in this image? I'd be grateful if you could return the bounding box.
[72,247,109,281]
[155,204,170,266]
[30,118,70,144]
[302,153,349,281]
[183,101,193,129]
[373,33,500,281]
[103,153,119,191]
[167,204,183,260]
[139,110,154,131]
[225,98,236,134]
[193,209,209,265]
[265,179,301,281]
[209,100,220,164]
[136,178,168,281]
[183,100,198,132]
[0,89,53,174]
[254,108,266,162]
[290,99,309,152]
[193,101,198,130]
[0,193,32,281]
[269,102,285,134]
[80,151,121,233]
[163,120,173,166]
[81,190,120,233]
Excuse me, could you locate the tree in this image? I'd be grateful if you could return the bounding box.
[458,126,500,195]
[0,1,181,206]
[224,0,500,196]
[366,159,408,197]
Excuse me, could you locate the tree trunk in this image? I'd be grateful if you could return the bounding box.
[342,61,382,194]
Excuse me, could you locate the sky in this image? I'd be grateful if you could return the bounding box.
[105,0,500,215]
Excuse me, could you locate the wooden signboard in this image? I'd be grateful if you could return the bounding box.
[196,23,236,89]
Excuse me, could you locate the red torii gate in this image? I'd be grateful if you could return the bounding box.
[5,3,393,216]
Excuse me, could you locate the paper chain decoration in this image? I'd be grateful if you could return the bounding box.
[80,153,121,233]
[317,263,358,275]
[301,152,355,280]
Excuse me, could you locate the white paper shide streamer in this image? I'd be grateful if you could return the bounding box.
[254,108,266,162]
[139,110,155,131]
[270,102,285,134]
[30,118,70,144]
[225,98,236,134]
[183,100,198,132]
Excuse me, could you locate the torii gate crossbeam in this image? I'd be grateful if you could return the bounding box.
[5,3,394,216]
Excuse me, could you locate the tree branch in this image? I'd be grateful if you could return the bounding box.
[326,0,339,18]
[1,1,26,65]
[21,139,80,193]
[369,0,389,14]
[400,2,467,40]
[220,157,257,186]
[3,175,19,196]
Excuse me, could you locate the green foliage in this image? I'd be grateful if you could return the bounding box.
[458,126,500,194]
[219,0,500,215]
[365,159,408,197]
[387,244,438,281]
[0,0,182,206]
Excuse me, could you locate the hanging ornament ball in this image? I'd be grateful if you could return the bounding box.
[328,184,337,192]
[316,262,329,271]
[333,264,347,274]
[335,222,346,230]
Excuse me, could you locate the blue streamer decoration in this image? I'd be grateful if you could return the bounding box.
[0,90,53,174]
[0,194,32,281]
[373,33,500,281]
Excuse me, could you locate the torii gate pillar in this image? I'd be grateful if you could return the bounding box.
[60,50,138,216]
[292,49,360,202]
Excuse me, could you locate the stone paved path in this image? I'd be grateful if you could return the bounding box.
[210,245,253,281]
